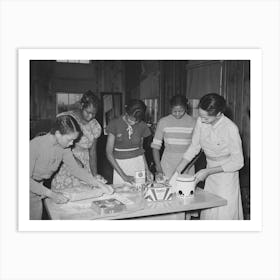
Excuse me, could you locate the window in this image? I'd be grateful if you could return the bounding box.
[56,60,90,64]
[56,92,83,114]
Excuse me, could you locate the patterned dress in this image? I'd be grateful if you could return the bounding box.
[51,111,101,190]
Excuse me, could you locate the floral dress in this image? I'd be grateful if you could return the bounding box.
[51,111,101,190]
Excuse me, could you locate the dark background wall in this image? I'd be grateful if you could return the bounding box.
[30,60,125,134]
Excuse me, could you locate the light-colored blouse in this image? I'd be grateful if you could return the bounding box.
[183,115,244,172]
[30,134,94,197]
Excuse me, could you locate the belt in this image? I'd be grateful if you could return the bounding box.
[206,154,230,161]
[114,147,140,152]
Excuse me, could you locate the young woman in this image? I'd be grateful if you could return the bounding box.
[51,91,105,191]
[175,93,244,220]
[106,99,152,185]
[30,115,112,220]
[151,95,196,179]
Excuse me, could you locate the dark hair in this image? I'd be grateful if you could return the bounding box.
[80,90,100,110]
[170,95,188,109]
[199,93,226,116]
[50,115,82,136]
[125,99,147,121]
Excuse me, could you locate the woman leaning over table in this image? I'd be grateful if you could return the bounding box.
[51,90,105,191]
[30,115,112,220]
[106,99,152,185]
[175,93,244,220]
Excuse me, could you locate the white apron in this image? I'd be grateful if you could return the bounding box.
[113,155,145,185]
[200,156,243,220]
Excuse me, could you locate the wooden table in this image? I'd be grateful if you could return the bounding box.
[44,188,227,220]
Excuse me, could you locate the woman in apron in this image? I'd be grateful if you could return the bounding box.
[175,93,244,220]
[151,95,196,179]
[106,99,152,185]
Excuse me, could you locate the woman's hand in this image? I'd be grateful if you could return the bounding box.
[155,172,165,183]
[50,192,69,204]
[194,169,210,185]
[146,169,154,182]
[155,165,164,175]
[97,182,114,195]
[95,174,107,184]
[122,174,135,185]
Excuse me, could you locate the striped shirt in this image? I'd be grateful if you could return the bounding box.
[151,114,196,153]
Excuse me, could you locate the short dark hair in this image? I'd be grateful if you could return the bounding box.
[170,95,188,109]
[199,93,226,116]
[125,99,147,121]
[80,90,100,110]
[50,115,82,135]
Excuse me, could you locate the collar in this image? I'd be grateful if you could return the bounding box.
[122,115,137,126]
[212,114,224,129]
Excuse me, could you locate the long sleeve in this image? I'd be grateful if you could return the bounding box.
[30,139,52,196]
[151,119,164,150]
[62,148,94,185]
[221,125,244,172]
[183,117,202,161]
[30,179,52,197]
